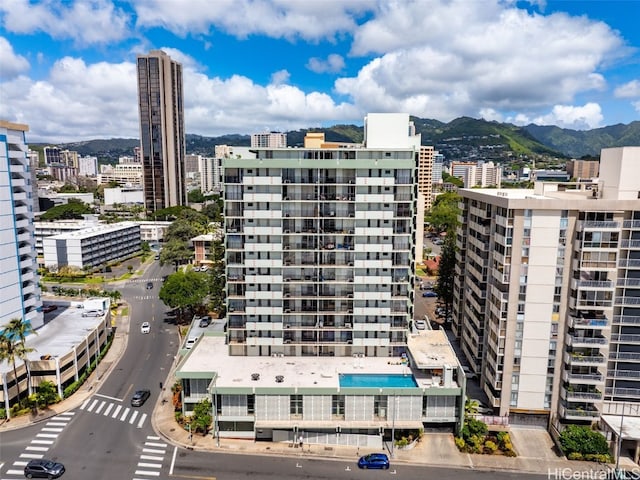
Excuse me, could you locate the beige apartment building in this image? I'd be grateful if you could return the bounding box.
[453,147,640,433]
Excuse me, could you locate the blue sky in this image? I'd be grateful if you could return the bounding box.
[1,0,639,143]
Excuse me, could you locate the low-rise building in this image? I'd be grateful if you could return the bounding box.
[43,222,140,270]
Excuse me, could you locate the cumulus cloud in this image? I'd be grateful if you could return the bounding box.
[614,80,640,98]
[271,70,290,85]
[633,101,640,114]
[132,0,373,41]
[335,0,621,121]
[306,54,345,74]
[0,36,29,79]
[0,0,131,45]
[532,103,604,130]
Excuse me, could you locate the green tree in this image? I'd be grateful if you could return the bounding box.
[40,199,93,220]
[0,318,37,408]
[425,192,460,232]
[442,172,464,188]
[464,398,480,417]
[435,232,456,313]
[57,183,78,193]
[160,238,194,270]
[207,240,226,316]
[201,197,223,222]
[559,425,609,456]
[141,241,151,253]
[188,189,206,204]
[159,269,209,318]
[35,380,60,407]
[191,398,212,435]
[460,417,488,444]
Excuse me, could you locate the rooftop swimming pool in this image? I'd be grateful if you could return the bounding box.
[339,373,418,388]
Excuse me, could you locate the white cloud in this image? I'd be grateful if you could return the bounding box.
[633,101,640,114]
[532,103,604,130]
[335,0,621,121]
[614,80,640,98]
[0,0,131,45]
[0,36,29,79]
[478,108,503,123]
[271,70,290,85]
[306,54,345,74]
[132,0,374,41]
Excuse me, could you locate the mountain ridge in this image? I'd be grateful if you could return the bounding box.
[37,117,640,160]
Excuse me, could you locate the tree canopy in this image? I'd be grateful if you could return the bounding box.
[559,425,609,456]
[425,192,460,233]
[159,269,209,314]
[39,199,93,220]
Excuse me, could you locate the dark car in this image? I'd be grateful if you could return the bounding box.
[131,389,151,407]
[146,282,153,290]
[358,453,390,469]
[24,459,65,478]
[199,316,212,328]
[422,291,438,297]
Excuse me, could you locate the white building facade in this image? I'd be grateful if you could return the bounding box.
[0,120,43,329]
[453,147,640,431]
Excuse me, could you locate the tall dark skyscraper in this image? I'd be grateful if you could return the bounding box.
[136,50,186,212]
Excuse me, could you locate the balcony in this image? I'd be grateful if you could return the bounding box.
[566,333,607,347]
[568,315,609,329]
[559,404,600,421]
[605,387,640,398]
[610,334,640,344]
[562,388,603,402]
[564,352,606,366]
[609,351,640,361]
[613,315,640,326]
[612,369,640,379]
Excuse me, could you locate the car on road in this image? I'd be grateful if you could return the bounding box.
[82,310,103,317]
[198,316,212,328]
[140,322,150,334]
[146,282,153,290]
[185,337,198,349]
[422,291,438,297]
[414,319,427,330]
[42,305,58,313]
[24,459,65,478]
[357,453,390,469]
[462,365,478,379]
[131,389,151,407]
[154,254,160,260]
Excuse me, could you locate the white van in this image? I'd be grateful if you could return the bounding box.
[185,337,197,350]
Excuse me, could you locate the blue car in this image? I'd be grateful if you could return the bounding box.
[358,453,390,469]
[422,291,438,297]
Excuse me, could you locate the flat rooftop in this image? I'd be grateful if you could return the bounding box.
[407,329,460,368]
[0,300,107,374]
[179,333,461,391]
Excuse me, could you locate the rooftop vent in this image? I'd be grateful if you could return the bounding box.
[251,373,260,381]
[275,375,284,383]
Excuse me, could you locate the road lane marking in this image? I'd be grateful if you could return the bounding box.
[58,411,75,416]
[169,446,177,475]
[95,401,106,414]
[20,453,44,459]
[145,442,167,448]
[148,436,160,440]
[140,455,164,461]
[103,403,114,416]
[7,469,24,475]
[26,446,50,452]
[41,427,63,432]
[86,399,99,412]
[120,407,130,421]
[137,413,148,428]
[45,422,67,427]
[142,448,165,455]
[137,462,162,468]
[95,393,122,402]
[80,398,91,409]
[129,410,139,424]
[36,433,59,438]
[134,470,160,476]
[112,404,122,418]
[31,440,54,445]
[13,461,28,466]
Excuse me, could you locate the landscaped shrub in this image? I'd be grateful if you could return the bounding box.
[484,440,498,453]
[559,425,610,459]
[0,408,5,419]
[455,437,466,450]
[567,452,583,460]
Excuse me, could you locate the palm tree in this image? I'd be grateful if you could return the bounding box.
[1,318,37,408]
[464,398,480,417]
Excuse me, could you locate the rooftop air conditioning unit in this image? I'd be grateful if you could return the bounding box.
[251,373,260,381]
[276,375,285,382]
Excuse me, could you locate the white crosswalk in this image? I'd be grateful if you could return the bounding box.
[133,436,167,479]
[79,397,148,428]
[2,411,74,479]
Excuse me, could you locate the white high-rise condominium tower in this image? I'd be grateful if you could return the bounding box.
[0,120,42,329]
[224,113,420,357]
[453,146,640,431]
[137,50,186,212]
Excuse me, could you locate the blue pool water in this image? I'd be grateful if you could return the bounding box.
[339,373,418,388]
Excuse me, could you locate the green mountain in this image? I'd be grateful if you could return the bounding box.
[523,122,640,158]
[39,116,640,160]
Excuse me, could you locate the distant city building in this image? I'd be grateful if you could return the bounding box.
[0,120,43,330]
[567,159,599,180]
[453,147,640,434]
[34,219,100,259]
[137,50,186,211]
[531,169,570,182]
[43,146,62,165]
[251,131,287,148]
[78,155,98,176]
[38,191,94,212]
[137,221,173,243]
[97,163,143,187]
[433,151,444,184]
[450,160,502,188]
[198,155,221,193]
[43,222,141,270]
[103,187,144,206]
[418,146,435,211]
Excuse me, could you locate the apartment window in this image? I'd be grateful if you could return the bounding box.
[290,395,303,416]
[332,395,345,417]
[510,392,518,407]
[374,395,388,418]
[247,395,255,414]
